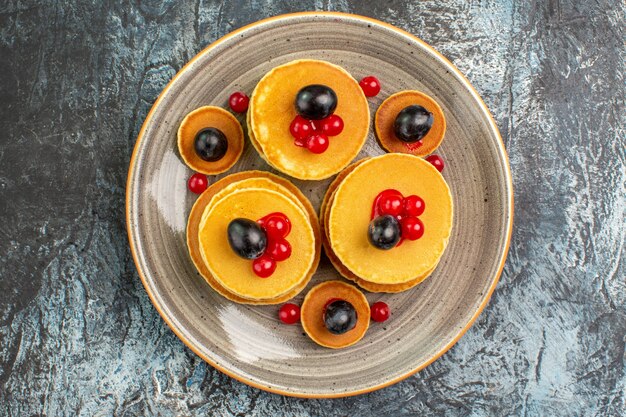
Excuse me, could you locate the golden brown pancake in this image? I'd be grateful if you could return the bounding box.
[320,159,439,293]
[186,171,321,304]
[375,91,445,156]
[301,281,370,349]
[199,187,315,300]
[328,154,453,284]
[178,106,244,174]
[249,59,369,180]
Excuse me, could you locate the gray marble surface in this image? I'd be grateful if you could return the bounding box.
[1,1,624,415]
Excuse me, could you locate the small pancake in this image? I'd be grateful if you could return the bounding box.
[178,106,244,174]
[187,171,321,304]
[250,59,369,180]
[301,281,370,349]
[328,154,453,284]
[199,188,315,300]
[320,160,438,293]
[375,91,445,156]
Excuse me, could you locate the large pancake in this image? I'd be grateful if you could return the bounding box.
[187,171,321,304]
[328,154,453,284]
[249,59,369,180]
[199,188,316,300]
[321,159,438,293]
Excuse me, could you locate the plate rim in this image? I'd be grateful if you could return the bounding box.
[125,11,514,398]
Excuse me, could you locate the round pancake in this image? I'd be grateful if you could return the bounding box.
[375,90,446,156]
[328,154,453,284]
[322,176,438,293]
[250,59,369,180]
[320,160,438,293]
[178,106,244,174]
[199,188,316,300]
[187,171,321,304]
[301,281,370,349]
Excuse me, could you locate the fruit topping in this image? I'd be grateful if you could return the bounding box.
[289,115,315,141]
[194,127,228,161]
[267,238,292,262]
[400,216,425,241]
[370,301,390,322]
[227,218,267,259]
[377,191,404,217]
[290,85,344,154]
[228,91,249,113]
[403,140,423,152]
[393,105,434,143]
[369,190,426,249]
[402,195,425,217]
[279,303,301,324]
[371,189,402,218]
[295,84,338,120]
[317,114,344,136]
[227,212,293,277]
[252,254,276,278]
[187,173,208,194]
[306,133,330,154]
[359,76,381,97]
[368,215,401,250]
[324,300,358,335]
[426,154,445,172]
[258,212,291,239]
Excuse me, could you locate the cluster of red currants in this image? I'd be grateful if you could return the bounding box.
[289,114,344,154]
[370,189,426,250]
[253,212,292,278]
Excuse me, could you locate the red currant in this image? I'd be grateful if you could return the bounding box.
[278,303,301,324]
[400,216,424,240]
[187,173,208,194]
[403,195,425,217]
[318,114,344,136]
[268,238,292,261]
[426,154,444,172]
[252,254,276,278]
[306,133,329,154]
[289,115,315,140]
[371,301,390,322]
[228,91,249,113]
[258,212,291,239]
[359,76,381,97]
[378,193,403,216]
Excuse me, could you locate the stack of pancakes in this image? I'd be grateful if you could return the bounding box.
[186,171,321,304]
[321,153,453,293]
[247,59,370,180]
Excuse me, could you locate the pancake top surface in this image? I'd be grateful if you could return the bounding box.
[329,153,453,284]
[301,280,370,349]
[177,106,244,174]
[199,187,315,299]
[374,90,446,156]
[250,59,369,180]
